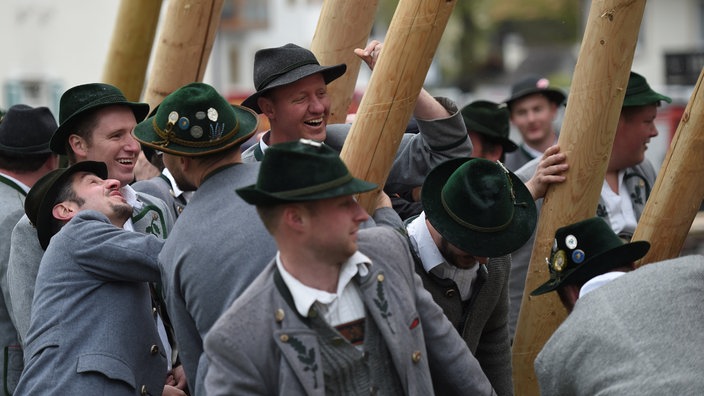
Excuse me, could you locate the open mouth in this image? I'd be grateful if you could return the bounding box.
[304,118,324,127]
[117,158,134,166]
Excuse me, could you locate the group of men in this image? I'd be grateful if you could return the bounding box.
[0,38,701,396]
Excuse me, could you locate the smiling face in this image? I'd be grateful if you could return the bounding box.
[610,104,659,171]
[258,73,331,145]
[54,171,133,227]
[68,105,141,187]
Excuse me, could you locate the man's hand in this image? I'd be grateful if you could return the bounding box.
[525,145,568,200]
[354,40,383,70]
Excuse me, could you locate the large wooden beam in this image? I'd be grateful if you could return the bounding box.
[142,0,224,109]
[102,0,163,101]
[339,0,456,213]
[632,69,704,266]
[310,0,379,124]
[511,1,646,394]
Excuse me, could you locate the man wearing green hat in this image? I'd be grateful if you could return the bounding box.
[461,100,518,163]
[507,71,671,340]
[132,82,275,394]
[240,41,472,194]
[6,83,180,388]
[526,218,704,395]
[203,139,496,395]
[405,154,567,396]
[0,104,59,395]
[14,161,185,396]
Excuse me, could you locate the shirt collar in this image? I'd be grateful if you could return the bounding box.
[162,167,185,197]
[407,212,446,273]
[276,251,371,318]
[0,172,30,193]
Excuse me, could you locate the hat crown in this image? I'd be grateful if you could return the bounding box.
[441,159,516,232]
[0,104,57,154]
[461,100,509,139]
[253,44,321,91]
[622,71,672,107]
[506,75,566,106]
[59,83,128,124]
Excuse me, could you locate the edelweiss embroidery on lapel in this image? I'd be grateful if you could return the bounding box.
[287,336,319,388]
[373,273,395,334]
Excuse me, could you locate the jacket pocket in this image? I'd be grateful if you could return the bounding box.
[76,353,136,390]
[4,344,23,395]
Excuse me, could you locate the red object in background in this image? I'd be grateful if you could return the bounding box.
[665,104,686,145]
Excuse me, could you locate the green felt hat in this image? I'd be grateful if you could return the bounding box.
[237,139,377,205]
[25,161,108,250]
[505,75,566,109]
[460,100,517,153]
[133,82,258,157]
[622,71,672,107]
[422,158,537,257]
[531,217,650,296]
[51,83,149,154]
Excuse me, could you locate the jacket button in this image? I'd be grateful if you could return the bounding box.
[150,345,159,354]
[411,351,422,363]
[280,334,289,343]
[140,385,149,395]
[152,307,157,317]
[445,289,456,298]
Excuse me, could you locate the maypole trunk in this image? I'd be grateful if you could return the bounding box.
[142,0,224,109]
[339,0,457,213]
[102,0,163,101]
[511,1,646,394]
[310,0,379,124]
[632,69,704,266]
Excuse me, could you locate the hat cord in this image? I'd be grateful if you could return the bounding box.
[272,173,353,198]
[151,117,240,148]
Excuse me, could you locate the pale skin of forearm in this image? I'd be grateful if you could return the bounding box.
[353,40,451,121]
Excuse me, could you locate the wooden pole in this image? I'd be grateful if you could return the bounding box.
[632,69,704,266]
[102,0,163,101]
[511,1,646,394]
[310,0,379,124]
[142,0,224,110]
[339,0,457,213]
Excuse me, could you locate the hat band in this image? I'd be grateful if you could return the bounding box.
[256,59,320,91]
[151,116,240,148]
[272,173,353,199]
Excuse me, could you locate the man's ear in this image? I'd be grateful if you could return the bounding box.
[52,201,80,222]
[258,97,275,119]
[282,204,306,232]
[68,134,88,158]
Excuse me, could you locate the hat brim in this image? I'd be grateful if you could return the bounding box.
[530,240,650,296]
[422,158,537,257]
[622,92,672,107]
[35,161,108,250]
[237,177,377,206]
[51,101,150,154]
[506,88,566,108]
[241,63,347,113]
[133,105,259,157]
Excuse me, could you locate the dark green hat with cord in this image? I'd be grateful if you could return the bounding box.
[505,75,566,109]
[50,83,149,154]
[421,157,537,257]
[237,139,377,206]
[25,161,108,250]
[622,71,672,107]
[133,82,258,157]
[531,217,650,296]
[460,100,517,153]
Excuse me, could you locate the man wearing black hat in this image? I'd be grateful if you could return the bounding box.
[526,218,704,395]
[0,104,59,395]
[6,83,181,388]
[240,41,472,194]
[503,75,566,172]
[203,139,495,395]
[14,161,185,396]
[507,71,671,340]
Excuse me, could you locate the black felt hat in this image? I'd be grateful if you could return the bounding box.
[505,76,566,109]
[460,100,517,153]
[241,43,347,114]
[531,217,650,296]
[25,161,108,250]
[0,104,57,155]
